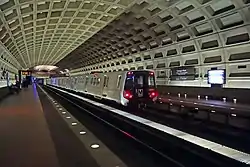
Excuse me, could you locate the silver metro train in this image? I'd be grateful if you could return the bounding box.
[46,70,159,108]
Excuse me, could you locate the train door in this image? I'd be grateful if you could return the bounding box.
[134,72,148,99]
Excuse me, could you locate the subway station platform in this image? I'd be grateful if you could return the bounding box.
[0,85,108,167]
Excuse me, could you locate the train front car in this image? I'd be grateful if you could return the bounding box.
[122,70,158,109]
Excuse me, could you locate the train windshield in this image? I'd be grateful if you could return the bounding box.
[148,74,155,88]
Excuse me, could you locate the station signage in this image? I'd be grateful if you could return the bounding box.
[21,70,32,76]
[170,66,196,81]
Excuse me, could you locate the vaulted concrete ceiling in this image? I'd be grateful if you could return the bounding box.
[0,0,250,71]
[0,0,139,69]
[56,0,250,71]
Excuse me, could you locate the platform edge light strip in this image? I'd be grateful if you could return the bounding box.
[47,85,250,164]
[38,85,128,167]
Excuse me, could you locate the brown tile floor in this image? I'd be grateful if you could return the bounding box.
[0,85,60,167]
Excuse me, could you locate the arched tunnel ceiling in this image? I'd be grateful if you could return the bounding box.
[0,0,250,71]
[0,0,139,69]
[56,0,250,71]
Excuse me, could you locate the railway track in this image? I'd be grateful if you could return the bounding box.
[43,85,249,167]
[48,84,250,155]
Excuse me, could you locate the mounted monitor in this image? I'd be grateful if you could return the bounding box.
[208,69,226,85]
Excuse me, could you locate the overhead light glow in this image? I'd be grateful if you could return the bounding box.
[34,65,58,71]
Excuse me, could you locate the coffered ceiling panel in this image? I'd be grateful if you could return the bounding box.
[56,0,250,71]
[0,0,139,68]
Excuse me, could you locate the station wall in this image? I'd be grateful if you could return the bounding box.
[69,0,250,89]
[0,44,19,88]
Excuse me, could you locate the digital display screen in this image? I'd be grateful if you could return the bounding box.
[22,71,31,76]
[208,69,226,84]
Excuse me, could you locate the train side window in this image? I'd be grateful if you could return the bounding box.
[91,77,93,85]
[85,76,89,84]
[106,76,109,87]
[104,75,109,87]
[103,75,107,87]
[95,78,97,86]
[117,75,121,88]
[125,78,133,90]
[148,75,155,87]
[97,78,100,85]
